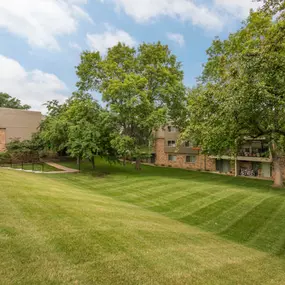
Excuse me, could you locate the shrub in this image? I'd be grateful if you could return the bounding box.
[0,152,11,164]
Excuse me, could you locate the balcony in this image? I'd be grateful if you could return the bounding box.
[210,154,272,163]
[164,146,200,154]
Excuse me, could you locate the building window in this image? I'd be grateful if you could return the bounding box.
[167,140,176,147]
[185,141,191,147]
[168,155,177,162]
[186,155,196,163]
[167,126,177,132]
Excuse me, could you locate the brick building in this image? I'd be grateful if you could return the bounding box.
[154,125,283,180]
[154,126,216,172]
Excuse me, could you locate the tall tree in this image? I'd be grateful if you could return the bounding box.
[76,42,186,169]
[40,100,68,154]
[40,92,117,169]
[184,2,285,187]
[0,92,30,110]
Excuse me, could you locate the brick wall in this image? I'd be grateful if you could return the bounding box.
[155,138,215,171]
[154,138,285,179]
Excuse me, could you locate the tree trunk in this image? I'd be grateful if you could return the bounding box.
[123,156,126,166]
[77,156,80,165]
[135,157,141,170]
[271,141,284,188]
[273,154,283,187]
[77,156,81,171]
[90,156,95,170]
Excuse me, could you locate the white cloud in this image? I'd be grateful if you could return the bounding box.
[0,0,92,50]
[86,24,137,55]
[100,0,262,31]
[167,33,185,46]
[0,55,68,113]
[103,0,223,31]
[214,0,261,19]
[69,42,82,51]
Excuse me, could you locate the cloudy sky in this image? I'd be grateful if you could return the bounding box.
[0,0,260,112]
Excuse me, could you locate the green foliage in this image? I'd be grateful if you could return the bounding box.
[0,151,11,164]
[4,139,40,162]
[76,42,186,167]
[40,100,68,153]
[111,135,135,158]
[183,2,285,186]
[40,92,118,168]
[0,92,30,110]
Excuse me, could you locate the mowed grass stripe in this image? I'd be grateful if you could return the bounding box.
[121,180,202,206]
[1,192,89,284]
[220,196,284,244]
[145,185,205,210]
[57,175,153,196]
[139,182,209,208]
[179,192,249,226]
[247,201,285,253]
[4,161,285,284]
[156,184,228,212]
[201,194,260,232]
[166,187,238,219]
[55,159,285,257]
[149,190,211,213]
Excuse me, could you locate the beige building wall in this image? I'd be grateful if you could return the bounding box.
[0,108,42,150]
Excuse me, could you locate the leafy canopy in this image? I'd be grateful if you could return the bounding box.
[40,92,117,168]
[0,92,30,110]
[183,0,285,186]
[76,42,186,165]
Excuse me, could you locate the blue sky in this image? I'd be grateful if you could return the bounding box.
[0,0,260,112]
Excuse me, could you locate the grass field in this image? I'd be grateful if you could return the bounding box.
[2,158,285,284]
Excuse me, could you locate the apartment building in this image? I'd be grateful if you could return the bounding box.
[154,125,284,180]
[154,126,216,171]
[0,108,42,151]
[210,139,274,178]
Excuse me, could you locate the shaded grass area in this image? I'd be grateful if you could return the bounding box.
[2,158,285,284]
[1,162,62,172]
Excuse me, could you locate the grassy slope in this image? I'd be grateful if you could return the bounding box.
[59,159,285,255]
[1,160,285,284]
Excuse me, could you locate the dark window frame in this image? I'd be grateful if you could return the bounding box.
[185,141,191,148]
[168,155,177,162]
[186,155,196,163]
[167,140,176,147]
[167,126,177,133]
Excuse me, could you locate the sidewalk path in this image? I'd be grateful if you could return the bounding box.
[45,162,79,173]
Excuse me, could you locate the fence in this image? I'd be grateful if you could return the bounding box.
[0,160,47,172]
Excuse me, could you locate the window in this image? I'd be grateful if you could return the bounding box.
[167,126,177,132]
[186,155,196,163]
[185,141,191,148]
[168,155,177,162]
[167,140,176,147]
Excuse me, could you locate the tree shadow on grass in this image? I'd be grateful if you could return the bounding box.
[58,158,283,196]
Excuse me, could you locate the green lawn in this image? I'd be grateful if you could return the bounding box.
[1,158,285,284]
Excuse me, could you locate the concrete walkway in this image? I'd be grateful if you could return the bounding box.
[45,162,80,174]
